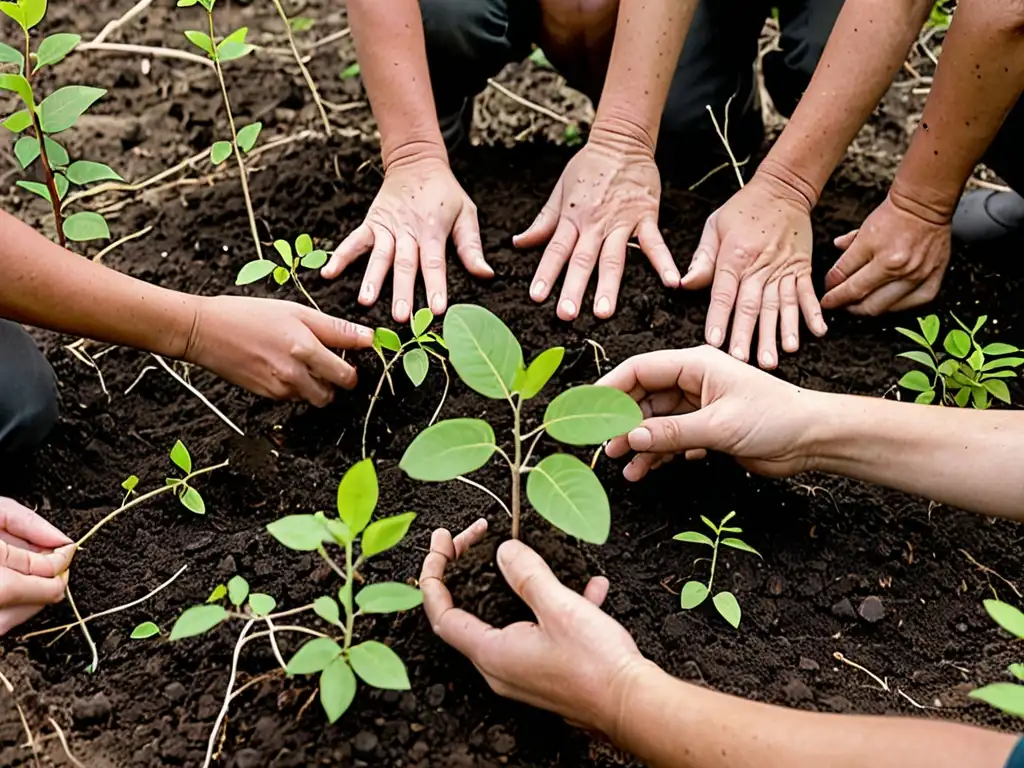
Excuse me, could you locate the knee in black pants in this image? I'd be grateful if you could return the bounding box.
[0,321,58,460]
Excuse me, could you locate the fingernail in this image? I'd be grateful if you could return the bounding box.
[760,351,775,367]
[560,299,577,319]
[431,293,444,314]
[730,346,746,361]
[530,280,546,300]
[596,296,611,316]
[664,269,680,286]
[786,334,798,349]
[628,427,653,451]
[395,299,409,319]
[361,282,375,302]
[708,327,723,346]
[358,326,372,339]
[480,258,494,276]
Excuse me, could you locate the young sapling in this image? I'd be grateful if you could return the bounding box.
[399,304,642,544]
[897,314,1023,408]
[236,233,328,310]
[674,512,761,629]
[970,599,1024,718]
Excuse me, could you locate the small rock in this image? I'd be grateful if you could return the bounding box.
[799,657,820,672]
[662,614,689,638]
[409,741,430,761]
[426,683,445,707]
[231,748,261,768]
[217,555,236,574]
[163,682,187,703]
[680,661,704,682]
[487,725,516,755]
[821,695,851,712]
[253,716,277,744]
[353,731,378,754]
[858,596,886,623]
[100,630,123,654]
[73,693,111,725]
[783,678,813,702]
[184,533,214,552]
[399,692,418,715]
[831,598,856,620]
[956,622,968,634]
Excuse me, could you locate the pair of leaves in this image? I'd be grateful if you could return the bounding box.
[680,582,742,629]
[184,26,253,62]
[374,308,444,388]
[225,575,276,615]
[236,229,325,286]
[970,600,1024,717]
[0,0,46,31]
[673,530,760,557]
[211,122,261,166]
[513,347,564,400]
[314,582,423,622]
[267,512,415,559]
[177,0,215,10]
[168,440,205,514]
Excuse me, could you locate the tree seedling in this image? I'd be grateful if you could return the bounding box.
[236,233,328,310]
[897,314,1023,408]
[399,304,642,544]
[970,599,1024,718]
[177,0,264,261]
[1,0,121,246]
[674,512,760,629]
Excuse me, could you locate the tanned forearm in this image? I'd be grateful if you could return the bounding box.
[0,211,194,356]
[889,0,1024,221]
[614,664,1014,768]
[590,0,697,152]
[757,0,933,207]
[347,0,447,170]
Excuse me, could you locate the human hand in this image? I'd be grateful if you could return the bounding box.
[183,296,373,406]
[513,136,680,321]
[599,345,825,480]
[322,157,493,322]
[420,519,650,735]
[680,170,827,368]
[0,498,75,637]
[821,193,951,315]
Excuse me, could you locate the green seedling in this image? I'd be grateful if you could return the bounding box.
[177,0,263,261]
[267,0,331,135]
[236,233,328,310]
[399,304,642,544]
[363,307,450,457]
[926,0,954,29]
[528,47,552,69]
[130,621,160,639]
[674,512,761,629]
[564,123,582,147]
[897,314,1022,408]
[340,61,360,80]
[970,599,1024,718]
[1,0,120,246]
[169,460,420,739]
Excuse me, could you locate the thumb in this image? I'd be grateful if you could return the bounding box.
[626,411,716,455]
[301,310,374,350]
[833,229,858,251]
[513,181,563,249]
[496,540,571,617]
[680,212,720,290]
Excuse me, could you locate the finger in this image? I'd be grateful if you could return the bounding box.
[679,213,719,290]
[623,452,659,482]
[514,181,563,249]
[496,539,575,617]
[301,310,374,350]
[583,576,609,607]
[757,281,781,369]
[420,233,448,316]
[0,568,68,607]
[299,345,360,392]
[597,348,713,403]
[291,373,335,407]
[705,254,741,348]
[359,225,396,307]
[887,272,942,313]
[727,274,765,362]
[779,275,800,353]
[323,223,374,280]
[594,228,631,318]
[848,279,916,317]
[626,411,716,455]
[391,236,419,323]
[531,219,578,304]
[797,275,827,337]
[453,203,494,279]
[833,229,859,251]
[636,218,680,288]
[0,604,46,636]
[685,448,707,461]
[821,259,887,310]
[0,500,71,549]
[824,236,871,293]
[559,231,602,321]
[452,518,489,558]
[0,541,75,578]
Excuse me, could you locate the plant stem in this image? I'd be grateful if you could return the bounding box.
[203,619,255,768]
[268,0,332,136]
[318,546,347,582]
[707,532,721,594]
[362,352,401,459]
[24,29,66,247]
[290,272,321,312]
[422,347,450,425]
[65,585,98,674]
[455,476,511,518]
[343,543,355,651]
[207,10,263,261]
[511,399,523,540]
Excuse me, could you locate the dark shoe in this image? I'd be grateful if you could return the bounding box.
[952,190,1024,242]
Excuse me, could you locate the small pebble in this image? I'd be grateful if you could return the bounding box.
[831,598,856,620]
[858,596,886,623]
[353,731,378,754]
[73,693,111,725]
[799,657,820,672]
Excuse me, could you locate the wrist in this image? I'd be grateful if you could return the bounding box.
[602,657,666,746]
[175,293,204,363]
[888,174,958,225]
[800,391,875,476]
[753,157,820,212]
[381,137,448,173]
[590,113,657,158]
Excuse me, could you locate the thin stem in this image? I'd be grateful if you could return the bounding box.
[268,0,332,136]
[203,620,256,768]
[521,424,547,441]
[264,603,315,621]
[46,717,87,768]
[707,532,721,594]
[318,546,347,582]
[423,347,450,425]
[455,476,511,518]
[207,10,263,261]
[24,29,66,248]
[76,461,228,547]
[290,271,322,312]
[362,353,401,459]
[343,544,355,651]
[1,670,41,768]
[244,625,328,646]
[511,400,523,540]
[520,430,544,472]
[65,586,98,673]
[706,97,745,190]
[151,355,244,436]
[263,617,288,671]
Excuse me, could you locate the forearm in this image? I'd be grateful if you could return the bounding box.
[809,393,1024,520]
[758,0,933,206]
[591,0,697,152]
[347,0,447,170]
[0,211,194,356]
[890,0,1024,220]
[615,664,1014,768]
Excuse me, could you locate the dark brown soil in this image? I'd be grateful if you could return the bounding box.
[3,2,1024,767]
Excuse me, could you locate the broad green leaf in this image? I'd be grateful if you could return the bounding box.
[21,0,45,29]
[1011,664,1024,682]
[237,122,262,153]
[218,28,255,62]
[543,385,643,445]
[267,515,330,551]
[355,582,423,614]
[170,440,192,473]
[0,41,24,67]
[274,239,294,266]
[944,329,971,359]
[14,136,39,168]
[983,357,1024,371]
[526,454,609,544]
[403,348,429,387]
[400,418,496,481]
[443,304,523,399]
[348,640,410,690]
[969,683,1024,718]
[210,140,232,166]
[184,30,214,55]
[722,538,762,558]
[673,531,713,547]
[0,1,24,28]
[983,379,1011,404]
[918,315,940,345]
[301,250,328,269]
[17,179,51,202]
[227,575,249,607]
[180,487,205,514]
[938,358,960,377]
[701,516,719,534]
[340,62,360,79]
[320,658,357,723]
[968,348,985,372]
[314,595,340,625]
[896,326,930,349]
[337,458,378,534]
[680,580,709,609]
[713,591,742,628]
[517,347,564,399]
[272,266,290,285]
[897,350,935,371]
[121,475,139,492]
[3,110,32,132]
[984,343,1018,355]
[954,387,971,408]
[287,637,342,675]
[898,370,933,393]
[130,621,160,639]
[914,390,935,405]
[236,259,277,285]
[207,584,227,603]
[294,233,313,256]
[43,137,68,168]
[248,593,276,616]
[374,328,401,352]
[65,160,122,184]
[170,604,227,640]
[0,73,33,108]
[34,33,80,71]
[361,512,416,558]
[38,86,104,133]
[985,599,1024,638]
[972,387,990,410]
[412,307,434,337]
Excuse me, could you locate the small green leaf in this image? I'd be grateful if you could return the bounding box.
[972,387,990,410]
[237,122,262,153]
[272,266,290,285]
[528,47,552,69]
[973,315,988,334]
[207,584,227,603]
[291,233,312,257]
[411,307,434,337]
[937,358,959,377]
[274,239,294,267]
[320,658,357,723]
[21,0,46,29]
[248,593,276,616]
[34,33,80,71]
[130,621,160,639]
[544,385,643,445]
[170,604,227,640]
[355,582,423,614]
[338,581,353,615]
[340,62,361,79]
[218,28,255,61]
[210,141,232,166]
[325,518,353,547]
[400,418,496,481]
[983,343,1018,355]
[348,640,410,690]
[180,487,205,514]
[16,180,50,201]
[3,110,32,133]
[713,591,742,628]
[121,475,139,492]
[0,73,33,108]
[896,327,930,349]
[517,347,565,400]
[944,330,972,359]
[38,85,104,133]
[526,454,609,544]
[65,160,122,185]
[673,531,714,547]
[374,328,401,352]
[897,350,936,371]
[63,211,110,242]
[227,576,249,607]
[337,458,378,534]
[983,379,1011,405]
[982,371,1017,380]
[267,515,330,551]
[720,511,736,526]
[0,1,25,28]
[722,538,761,558]
[287,637,342,675]
[361,513,416,558]
[290,16,315,32]
[983,357,1024,371]
[314,596,340,625]
[0,41,24,67]
[1011,664,1024,682]
[701,516,719,534]
[14,136,39,168]
[918,315,940,345]
[969,683,1024,718]
[184,30,214,55]
[680,581,709,610]
[914,390,935,405]
[443,304,523,400]
[236,259,278,285]
[426,332,447,349]
[301,250,328,269]
[954,387,971,408]
[985,599,1024,638]
[967,348,985,372]
[403,348,429,387]
[170,440,192,473]
[898,370,933,393]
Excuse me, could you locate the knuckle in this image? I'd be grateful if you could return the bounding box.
[883,251,911,272]
[569,251,596,270]
[422,254,446,272]
[736,296,762,317]
[709,292,737,312]
[546,241,570,260]
[394,257,418,276]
